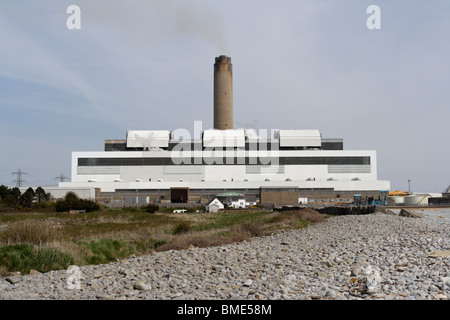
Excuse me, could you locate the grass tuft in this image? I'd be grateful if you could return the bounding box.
[78,239,134,265]
[0,244,73,274]
[172,221,192,235]
[0,220,63,245]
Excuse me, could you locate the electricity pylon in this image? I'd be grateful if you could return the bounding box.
[11,169,28,187]
[55,174,70,182]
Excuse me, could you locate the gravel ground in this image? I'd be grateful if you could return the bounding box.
[1,208,450,300]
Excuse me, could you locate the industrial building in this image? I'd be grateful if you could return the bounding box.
[58,56,390,207]
[428,186,450,206]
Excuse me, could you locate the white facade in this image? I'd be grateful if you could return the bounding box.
[61,152,389,192]
[59,129,390,194]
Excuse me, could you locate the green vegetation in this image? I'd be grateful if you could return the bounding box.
[55,192,100,212]
[0,201,327,276]
[194,210,268,231]
[0,185,52,212]
[172,221,192,234]
[0,185,99,213]
[144,204,159,213]
[0,244,73,275]
[0,220,62,245]
[77,239,135,265]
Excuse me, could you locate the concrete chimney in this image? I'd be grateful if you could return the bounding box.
[214,55,233,130]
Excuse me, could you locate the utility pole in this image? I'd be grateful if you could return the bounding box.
[11,169,28,188]
[408,179,411,194]
[55,174,70,183]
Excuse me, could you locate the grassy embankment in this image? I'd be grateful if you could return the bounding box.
[0,207,326,276]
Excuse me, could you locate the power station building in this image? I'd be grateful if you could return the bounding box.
[59,56,390,206]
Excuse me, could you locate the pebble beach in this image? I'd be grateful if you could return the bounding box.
[1,208,450,300]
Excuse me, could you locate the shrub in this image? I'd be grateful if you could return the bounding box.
[55,192,100,212]
[269,209,325,225]
[35,187,50,203]
[149,238,167,249]
[294,208,326,223]
[0,186,51,211]
[0,204,20,213]
[19,187,35,208]
[237,221,265,237]
[78,199,100,212]
[144,204,159,214]
[0,185,21,208]
[32,201,56,212]
[133,238,167,252]
[0,244,74,274]
[172,221,191,234]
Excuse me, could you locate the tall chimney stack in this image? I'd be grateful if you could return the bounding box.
[214,55,233,130]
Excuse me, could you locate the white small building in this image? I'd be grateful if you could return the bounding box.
[226,196,246,208]
[207,198,224,213]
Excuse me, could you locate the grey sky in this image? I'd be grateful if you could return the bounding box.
[0,1,449,193]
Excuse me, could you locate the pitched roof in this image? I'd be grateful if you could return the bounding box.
[216,192,245,197]
[209,198,223,205]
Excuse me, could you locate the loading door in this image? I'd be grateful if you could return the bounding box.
[171,188,189,203]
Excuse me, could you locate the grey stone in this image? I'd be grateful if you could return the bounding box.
[212,265,225,272]
[440,277,450,286]
[325,290,337,298]
[134,280,151,291]
[243,279,253,287]
[351,266,364,276]
[6,276,21,285]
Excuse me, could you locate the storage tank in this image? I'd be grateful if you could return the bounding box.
[389,196,405,205]
[404,194,429,206]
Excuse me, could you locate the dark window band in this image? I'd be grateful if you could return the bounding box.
[78,156,370,166]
